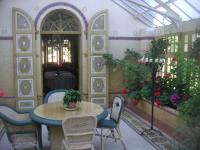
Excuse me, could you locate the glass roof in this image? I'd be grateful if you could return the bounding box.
[112,0,200,27]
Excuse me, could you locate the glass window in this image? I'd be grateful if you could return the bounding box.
[45,38,72,65]
[143,0,159,7]
[186,0,200,12]
[174,0,200,19]
[184,35,189,52]
[143,13,162,26]
[168,3,190,21]
[161,35,178,76]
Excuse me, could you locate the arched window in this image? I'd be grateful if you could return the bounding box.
[41,10,80,66]
[41,10,80,32]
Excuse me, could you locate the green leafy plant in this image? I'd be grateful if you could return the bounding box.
[103,48,151,101]
[63,89,81,105]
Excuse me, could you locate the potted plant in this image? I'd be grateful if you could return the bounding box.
[63,89,81,109]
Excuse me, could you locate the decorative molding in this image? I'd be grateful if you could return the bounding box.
[109,36,155,40]
[34,2,88,31]
[0,96,16,99]
[0,36,13,40]
[17,100,35,109]
[0,36,154,41]
[16,34,32,53]
[91,35,106,53]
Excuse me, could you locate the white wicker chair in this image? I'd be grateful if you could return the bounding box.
[97,95,125,149]
[0,105,39,150]
[62,115,97,150]
[44,89,67,103]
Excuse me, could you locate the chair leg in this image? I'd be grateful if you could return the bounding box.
[115,127,127,150]
[116,126,122,139]
[10,144,14,150]
[35,143,40,150]
[101,128,106,150]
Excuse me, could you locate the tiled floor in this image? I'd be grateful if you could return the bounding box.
[0,120,156,150]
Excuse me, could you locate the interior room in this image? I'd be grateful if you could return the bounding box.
[0,0,200,150]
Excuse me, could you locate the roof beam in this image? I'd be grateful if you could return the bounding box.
[153,0,180,19]
[140,0,170,24]
[172,2,192,19]
[120,0,158,27]
[184,0,200,15]
[126,0,181,23]
[111,0,152,27]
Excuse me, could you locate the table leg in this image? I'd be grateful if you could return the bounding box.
[49,126,63,150]
[36,123,43,149]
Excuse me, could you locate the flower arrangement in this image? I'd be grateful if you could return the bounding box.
[63,89,81,108]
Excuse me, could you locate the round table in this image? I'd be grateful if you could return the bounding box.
[31,101,108,150]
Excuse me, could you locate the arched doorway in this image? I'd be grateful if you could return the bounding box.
[40,9,81,94]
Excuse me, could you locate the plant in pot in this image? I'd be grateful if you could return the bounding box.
[63,89,81,109]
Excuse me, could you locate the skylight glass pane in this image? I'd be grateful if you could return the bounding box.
[169,3,190,21]
[163,18,171,25]
[174,0,199,19]
[133,5,146,13]
[139,17,155,27]
[142,0,159,7]
[160,0,168,3]
[188,0,200,10]
[121,0,145,13]
[157,7,167,13]
[149,11,171,26]
[143,13,162,26]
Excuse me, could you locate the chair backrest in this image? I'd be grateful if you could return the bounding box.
[44,89,66,103]
[0,105,38,148]
[110,96,124,123]
[62,115,97,146]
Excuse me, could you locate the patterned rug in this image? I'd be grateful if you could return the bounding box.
[122,108,175,150]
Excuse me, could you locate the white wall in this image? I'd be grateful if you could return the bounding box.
[0,0,149,99]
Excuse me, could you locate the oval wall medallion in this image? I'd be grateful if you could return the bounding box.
[93,78,104,92]
[92,36,104,51]
[20,80,32,95]
[18,35,30,51]
[93,57,104,72]
[19,58,31,73]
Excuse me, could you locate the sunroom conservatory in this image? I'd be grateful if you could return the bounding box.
[0,0,200,150]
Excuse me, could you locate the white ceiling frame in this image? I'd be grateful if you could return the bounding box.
[111,0,152,27]
[154,0,180,19]
[126,0,181,24]
[172,2,192,20]
[140,0,167,25]
[184,0,200,15]
[120,0,158,27]
[140,0,177,16]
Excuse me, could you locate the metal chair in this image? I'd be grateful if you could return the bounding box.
[0,104,39,150]
[97,95,125,149]
[44,89,67,103]
[61,115,97,150]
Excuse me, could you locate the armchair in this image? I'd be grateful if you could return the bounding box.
[0,104,39,150]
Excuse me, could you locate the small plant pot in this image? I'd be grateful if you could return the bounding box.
[64,102,78,111]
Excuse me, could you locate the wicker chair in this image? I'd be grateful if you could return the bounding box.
[97,95,125,149]
[0,104,39,150]
[62,115,97,150]
[44,89,67,103]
